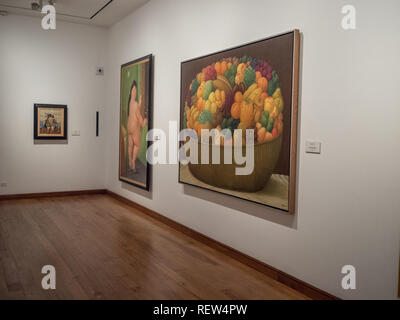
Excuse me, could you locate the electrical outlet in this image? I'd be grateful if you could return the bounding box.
[72,130,81,136]
[0,182,8,188]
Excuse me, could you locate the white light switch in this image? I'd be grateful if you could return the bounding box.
[72,130,80,136]
[305,140,321,154]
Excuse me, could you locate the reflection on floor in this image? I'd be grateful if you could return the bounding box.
[0,195,307,299]
[180,164,289,210]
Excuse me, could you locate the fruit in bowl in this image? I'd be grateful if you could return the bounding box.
[183,56,284,192]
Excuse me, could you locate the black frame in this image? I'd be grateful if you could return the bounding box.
[34,104,68,140]
[118,54,153,191]
[178,30,300,213]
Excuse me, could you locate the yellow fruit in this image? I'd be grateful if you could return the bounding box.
[196,73,202,83]
[214,62,221,75]
[274,96,284,113]
[231,102,241,119]
[264,97,274,112]
[197,81,205,99]
[254,96,264,110]
[210,103,217,114]
[272,88,282,99]
[244,83,258,99]
[257,127,266,142]
[234,91,243,103]
[264,132,273,142]
[215,89,221,102]
[270,106,278,119]
[209,92,215,103]
[240,99,254,128]
[213,76,233,96]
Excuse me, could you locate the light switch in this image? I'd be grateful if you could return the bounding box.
[72,130,80,136]
[305,140,321,154]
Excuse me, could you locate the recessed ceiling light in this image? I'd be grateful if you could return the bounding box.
[31,1,43,11]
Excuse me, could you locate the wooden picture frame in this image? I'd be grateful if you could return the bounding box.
[34,104,68,140]
[119,54,153,191]
[179,30,300,214]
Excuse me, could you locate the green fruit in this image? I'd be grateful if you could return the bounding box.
[243,66,256,88]
[266,117,274,132]
[260,111,269,128]
[190,78,200,96]
[198,110,213,124]
[222,118,227,129]
[202,80,214,100]
[267,71,279,96]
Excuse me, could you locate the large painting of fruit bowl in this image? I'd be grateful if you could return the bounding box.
[179,30,300,213]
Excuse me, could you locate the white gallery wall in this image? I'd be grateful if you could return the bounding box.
[0,15,107,194]
[104,0,400,299]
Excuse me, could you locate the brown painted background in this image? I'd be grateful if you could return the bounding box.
[180,32,294,176]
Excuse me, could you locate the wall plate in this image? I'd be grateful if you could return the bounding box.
[305,140,322,154]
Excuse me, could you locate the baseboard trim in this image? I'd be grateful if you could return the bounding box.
[106,190,339,300]
[0,189,107,201]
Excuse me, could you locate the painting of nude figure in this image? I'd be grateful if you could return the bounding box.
[119,54,153,190]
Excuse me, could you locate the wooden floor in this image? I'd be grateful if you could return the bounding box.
[0,194,308,300]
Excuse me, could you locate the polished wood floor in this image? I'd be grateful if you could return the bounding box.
[0,194,308,300]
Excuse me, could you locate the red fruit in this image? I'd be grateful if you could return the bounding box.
[272,127,278,138]
[222,91,234,117]
[204,65,217,81]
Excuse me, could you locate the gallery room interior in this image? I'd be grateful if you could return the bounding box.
[0,0,399,302]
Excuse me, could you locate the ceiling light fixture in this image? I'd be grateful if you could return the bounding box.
[31,0,43,11]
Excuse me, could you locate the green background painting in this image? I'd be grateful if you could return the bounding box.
[121,63,148,167]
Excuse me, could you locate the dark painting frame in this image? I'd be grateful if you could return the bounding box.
[178,30,300,214]
[119,54,153,191]
[34,104,68,140]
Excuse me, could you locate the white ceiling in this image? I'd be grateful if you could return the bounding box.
[0,0,149,27]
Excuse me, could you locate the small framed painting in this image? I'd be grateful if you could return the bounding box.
[34,104,68,140]
[179,30,300,213]
[119,54,153,191]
